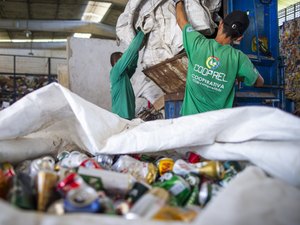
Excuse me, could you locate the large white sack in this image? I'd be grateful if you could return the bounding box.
[0,83,300,188]
[194,166,300,225]
[0,166,299,225]
[116,0,220,68]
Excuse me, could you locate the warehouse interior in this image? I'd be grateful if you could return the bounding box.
[0,0,299,114]
[0,0,300,224]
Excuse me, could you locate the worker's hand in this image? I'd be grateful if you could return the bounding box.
[172,0,183,6]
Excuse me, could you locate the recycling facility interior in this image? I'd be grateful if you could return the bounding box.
[0,0,299,119]
[0,0,300,223]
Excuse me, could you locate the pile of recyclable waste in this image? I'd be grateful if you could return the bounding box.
[0,150,244,222]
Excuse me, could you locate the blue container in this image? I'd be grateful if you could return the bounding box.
[226,0,291,112]
[165,100,183,119]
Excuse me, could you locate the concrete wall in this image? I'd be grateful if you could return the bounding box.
[67,37,164,112]
[68,37,126,111]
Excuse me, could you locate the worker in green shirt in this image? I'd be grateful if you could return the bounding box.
[173,0,264,116]
[110,31,145,120]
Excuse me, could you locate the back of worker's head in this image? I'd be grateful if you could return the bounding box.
[222,10,249,40]
[110,52,123,66]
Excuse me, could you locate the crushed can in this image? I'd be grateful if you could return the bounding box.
[37,170,58,211]
[184,174,200,206]
[0,169,8,199]
[152,205,198,222]
[156,157,174,176]
[112,155,157,184]
[64,186,100,213]
[0,162,16,199]
[80,158,102,169]
[198,181,222,207]
[7,173,36,209]
[186,152,201,164]
[93,154,115,169]
[125,187,169,220]
[197,161,225,179]
[155,172,191,206]
[98,191,115,214]
[125,181,151,205]
[56,172,85,196]
[47,199,65,215]
[59,151,89,168]
[219,161,241,187]
[172,159,199,176]
[30,156,55,178]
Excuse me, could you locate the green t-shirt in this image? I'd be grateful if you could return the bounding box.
[181,24,259,116]
[110,31,145,120]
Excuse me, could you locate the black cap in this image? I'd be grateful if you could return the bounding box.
[223,11,249,36]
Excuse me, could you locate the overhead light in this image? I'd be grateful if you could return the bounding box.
[24,30,32,38]
[81,1,111,23]
[74,33,92,38]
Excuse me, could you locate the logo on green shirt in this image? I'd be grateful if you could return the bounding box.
[206,56,220,70]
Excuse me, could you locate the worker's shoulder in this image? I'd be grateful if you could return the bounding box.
[225,46,246,58]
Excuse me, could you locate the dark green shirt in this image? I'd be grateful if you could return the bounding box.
[181,24,259,116]
[110,31,145,120]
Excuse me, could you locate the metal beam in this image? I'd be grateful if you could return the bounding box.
[0,19,116,39]
[0,42,66,50]
[102,0,128,7]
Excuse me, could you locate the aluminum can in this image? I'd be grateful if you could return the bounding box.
[0,162,15,198]
[30,156,55,177]
[57,150,70,161]
[186,152,201,164]
[37,170,58,211]
[80,158,102,169]
[125,181,151,205]
[1,162,16,179]
[152,205,198,222]
[223,161,242,172]
[6,173,35,209]
[15,160,32,174]
[79,172,104,191]
[219,161,240,187]
[0,170,8,198]
[59,151,88,168]
[47,199,65,215]
[198,161,225,179]
[184,174,200,206]
[93,154,115,169]
[125,187,169,220]
[112,155,157,184]
[57,172,85,196]
[64,186,100,213]
[98,191,115,214]
[156,172,191,206]
[172,159,198,176]
[156,157,174,176]
[114,200,131,215]
[198,181,222,207]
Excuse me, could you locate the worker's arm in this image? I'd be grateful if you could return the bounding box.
[236,74,264,87]
[237,54,265,87]
[254,74,264,87]
[112,31,145,77]
[174,0,188,30]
